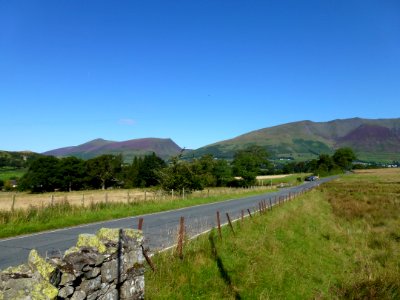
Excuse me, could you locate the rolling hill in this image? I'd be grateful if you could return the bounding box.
[187,118,400,162]
[0,151,43,168]
[43,138,182,162]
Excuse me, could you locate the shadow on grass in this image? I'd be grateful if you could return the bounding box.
[209,230,241,300]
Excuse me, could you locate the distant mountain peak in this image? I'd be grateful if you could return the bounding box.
[43,137,182,161]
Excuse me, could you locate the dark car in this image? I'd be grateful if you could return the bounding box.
[305,175,319,181]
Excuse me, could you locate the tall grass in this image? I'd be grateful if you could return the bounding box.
[146,169,400,299]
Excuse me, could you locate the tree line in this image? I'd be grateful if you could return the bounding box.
[280,147,356,176]
[17,146,356,193]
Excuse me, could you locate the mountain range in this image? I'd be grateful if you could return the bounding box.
[189,117,400,162]
[6,117,400,163]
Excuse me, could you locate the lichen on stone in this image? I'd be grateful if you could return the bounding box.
[2,263,31,276]
[1,276,58,300]
[28,250,55,281]
[31,280,58,300]
[76,234,106,253]
[64,246,80,257]
[96,228,143,243]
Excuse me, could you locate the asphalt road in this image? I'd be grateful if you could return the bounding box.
[0,177,335,270]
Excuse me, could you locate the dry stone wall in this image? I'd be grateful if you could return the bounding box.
[0,228,145,300]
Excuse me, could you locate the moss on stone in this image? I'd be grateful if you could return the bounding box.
[28,250,55,281]
[76,234,106,253]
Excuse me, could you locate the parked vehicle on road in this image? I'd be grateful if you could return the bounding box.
[305,175,319,181]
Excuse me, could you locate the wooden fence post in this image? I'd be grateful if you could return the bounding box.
[141,245,156,272]
[216,211,222,239]
[269,198,273,210]
[176,217,185,259]
[247,209,252,218]
[11,194,16,211]
[51,195,54,206]
[226,213,235,235]
[81,194,85,206]
[138,218,144,230]
[241,210,244,222]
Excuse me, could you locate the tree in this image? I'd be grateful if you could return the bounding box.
[124,156,141,188]
[86,154,123,190]
[123,153,166,188]
[58,157,87,191]
[212,158,232,186]
[158,154,203,193]
[137,153,166,187]
[333,148,356,170]
[232,145,270,187]
[19,156,61,192]
[191,154,218,187]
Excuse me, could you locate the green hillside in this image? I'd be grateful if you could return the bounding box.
[187,118,400,162]
[0,151,42,169]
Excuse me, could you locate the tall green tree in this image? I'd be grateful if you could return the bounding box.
[19,156,61,192]
[86,154,123,190]
[232,145,270,187]
[191,154,218,187]
[213,159,232,186]
[137,153,166,187]
[333,147,356,170]
[191,155,233,187]
[124,156,141,188]
[58,157,87,191]
[123,153,166,188]
[158,154,203,193]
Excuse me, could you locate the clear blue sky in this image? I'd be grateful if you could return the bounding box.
[1,0,399,153]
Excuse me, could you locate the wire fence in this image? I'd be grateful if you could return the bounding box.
[0,186,273,211]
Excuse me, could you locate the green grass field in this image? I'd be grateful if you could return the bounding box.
[0,168,26,181]
[146,169,400,299]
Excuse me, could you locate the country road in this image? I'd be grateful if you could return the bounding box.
[0,177,335,270]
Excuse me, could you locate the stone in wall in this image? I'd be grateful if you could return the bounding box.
[0,228,145,300]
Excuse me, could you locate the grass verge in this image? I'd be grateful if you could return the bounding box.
[0,188,275,238]
[146,169,400,299]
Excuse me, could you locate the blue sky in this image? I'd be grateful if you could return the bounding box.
[1,1,399,153]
